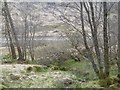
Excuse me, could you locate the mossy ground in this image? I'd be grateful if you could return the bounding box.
[0,59,119,88]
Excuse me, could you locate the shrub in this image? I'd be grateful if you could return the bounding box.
[99,77,120,88]
[2,59,16,64]
[26,66,33,72]
[50,65,59,70]
[2,54,17,64]
[2,54,11,60]
[59,67,68,71]
[50,62,69,71]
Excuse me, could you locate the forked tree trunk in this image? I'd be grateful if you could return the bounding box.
[4,1,24,61]
[84,2,105,79]
[80,2,100,77]
[2,7,16,59]
[89,2,104,78]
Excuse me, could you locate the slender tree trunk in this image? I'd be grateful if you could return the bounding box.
[4,26,12,56]
[117,1,120,76]
[103,2,109,78]
[4,1,24,61]
[27,16,35,61]
[2,7,16,59]
[80,2,100,77]
[108,19,112,64]
[23,16,27,60]
[84,2,104,79]
[5,22,16,59]
[89,2,104,78]
[5,25,11,56]
[31,26,35,61]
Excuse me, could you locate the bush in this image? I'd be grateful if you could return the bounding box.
[59,67,68,71]
[2,54,11,60]
[50,65,59,70]
[2,54,17,64]
[50,62,69,71]
[99,77,120,88]
[2,59,17,64]
[26,66,33,72]
[26,65,48,73]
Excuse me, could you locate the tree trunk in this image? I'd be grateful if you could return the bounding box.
[80,2,100,77]
[4,27,11,56]
[23,16,27,60]
[117,1,120,76]
[103,2,109,78]
[4,1,24,61]
[89,2,104,78]
[84,2,104,79]
[2,7,17,59]
[30,26,35,61]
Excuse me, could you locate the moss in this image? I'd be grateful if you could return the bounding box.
[50,63,68,71]
[2,54,11,60]
[59,67,68,71]
[1,54,17,64]
[33,66,42,72]
[98,77,114,87]
[50,65,59,70]
[0,83,7,89]
[1,82,9,88]
[98,76,120,88]
[9,73,20,80]
[112,77,120,84]
[2,59,17,64]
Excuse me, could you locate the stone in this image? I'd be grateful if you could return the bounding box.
[30,71,35,75]
[63,78,73,86]
[9,73,20,80]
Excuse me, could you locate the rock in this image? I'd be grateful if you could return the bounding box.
[20,75,27,80]
[31,75,38,79]
[63,78,73,86]
[12,65,15,68]
[41,74,45,77]
[9,73,20,80]
[0,78,4,82]
[30,71,35,75]
[28,75,38,80]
